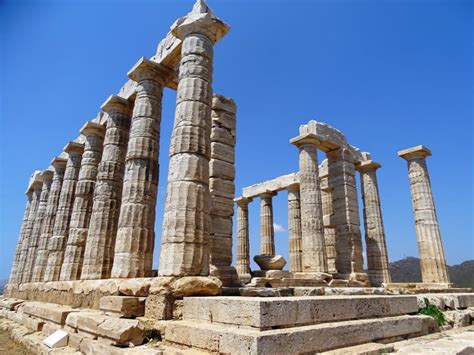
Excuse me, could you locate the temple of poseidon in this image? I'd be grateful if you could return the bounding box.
[1,1,472,354]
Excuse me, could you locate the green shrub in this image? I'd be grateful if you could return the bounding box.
[418,298,446,326]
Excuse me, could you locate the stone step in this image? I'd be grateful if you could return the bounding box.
[183,295,418,329]
[164,314,436,354]
[320,342,395,354]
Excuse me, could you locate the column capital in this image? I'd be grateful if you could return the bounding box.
[40,170,54,181]
[234,196,253,206]
[80,121,105,138]
[64,141,84,155]
[356,160,381,173]
[50,156,68,169]
[290,133,321,148]
[171,5,229,43]
[398,145,431,161]
[101,95,133,115]
[286,183,300,193]
[259,191,277,199]
[128,57,173,85]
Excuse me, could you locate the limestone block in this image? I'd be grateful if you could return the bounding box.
[254,255,286,271]
[293,287,325,296]
[242,173,298,198]
[210,142,234,164]
[144,294,174,320]
[42,322,63,337]
[99,296,145,318]
[79,337,122,355]
[118,279,152,297]
[66,311,107,335]
[0,298,25,311]
[97,317,144,346]
[20,314,44,331]
[444,310,471,328]
[67,332,84,350]
[209,177,235,199]
[22,302,77,325]
[44,330,69,349]
[209,158,234,179]
[172,276,222,297]
[173,300,184,320]
[211,126,235,146]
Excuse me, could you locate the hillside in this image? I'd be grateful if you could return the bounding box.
[389,257,474,288]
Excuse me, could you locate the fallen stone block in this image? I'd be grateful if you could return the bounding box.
[43,329,69,348]
[100,296,145,318]
[97,317,144,346]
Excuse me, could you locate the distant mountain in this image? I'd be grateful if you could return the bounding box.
[389,257,474,288]
[0,279,8,295]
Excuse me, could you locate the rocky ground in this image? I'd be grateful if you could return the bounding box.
[0,328,31,354]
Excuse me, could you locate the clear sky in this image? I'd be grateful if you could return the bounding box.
[0,0,472,280]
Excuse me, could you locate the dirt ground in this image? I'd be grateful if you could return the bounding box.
[0,329,31,355]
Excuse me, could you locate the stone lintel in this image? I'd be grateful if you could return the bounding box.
[80,121,106,138]
[234,196,253,206]
[127,56,174,85]
[64,141,85,154]
[356,160,381,172]
[100,95,132,114]
[398,145,432,160]
[242,172,299,198]
[50,157,68,169]
[290,133,321,148]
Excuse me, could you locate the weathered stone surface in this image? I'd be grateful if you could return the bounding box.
[235,197,252,277]
[23,301,77,325]
[44,142,84,282]
[291,133,328,273]
[172,276,222,297]
[242,173,298,199]
[0,298,25,311]
[287,184,302,273]
[99,296,145,318]
[327,147,365,279]
[22,170,53,283]
[61,122,105,281]
[144,294,174,320]
[398,145,450,284]
[81,96,132,280]
[254,255,286,271]
[112,58,168,279]
[358,160,391,286]
[15,178,42,285]
[259,192,276,256]
[97,317,144,346]
[31,158,68,283]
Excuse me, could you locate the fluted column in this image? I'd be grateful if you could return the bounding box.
[16,178,43,284]
[327,147,366,282]
[287,184,302,272]
[398,145,449,284]
[60,122,105,281]
[259,192,276,256]
[208,95,238,285]
[112,58,169,279]
[31,157,68,282]
[357,160,391,286]
[159,6,229,276]
[319,159,337,274]
[21,170,54,283]
[290,133,328,273]
[235,197,252,277]
[44,142,84,282]
[81,96,132,280]
[8,189,33,286]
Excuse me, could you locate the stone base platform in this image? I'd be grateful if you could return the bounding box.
[383,282,471,294]
[164,293,474,354]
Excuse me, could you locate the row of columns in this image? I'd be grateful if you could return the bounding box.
[9,4,233,286]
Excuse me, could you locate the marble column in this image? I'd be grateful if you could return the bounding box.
[159,7,229,276]
[209,95,238,285]
[287,184,302,272]
[44,142,84,282]
[358,160,391,286]
[235,197,252,278]
[60,122,105,281]
[21,170,54,283]
[290,133,328,273]
[16,176,43,284]
[81,96,132,280]
[8,188,34,286]
[327,148,366,282]
[112,58,169,279]
[31,157,68,283]
[319,159,337,274]
[259,192,276,256]
[398,145,450,284]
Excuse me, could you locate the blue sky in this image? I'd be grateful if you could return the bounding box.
[0,0,472,280]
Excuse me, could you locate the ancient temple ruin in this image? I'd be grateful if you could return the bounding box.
[1,1,472,354]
